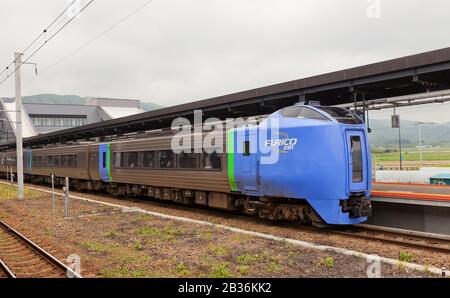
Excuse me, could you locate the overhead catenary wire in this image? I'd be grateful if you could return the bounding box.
[0,0,80,78]
[23,0,154,86]
[21,0,79,54]
[0,0,95,87]
[0,62,14,78]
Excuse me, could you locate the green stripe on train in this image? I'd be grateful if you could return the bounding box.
[227,129,237,191]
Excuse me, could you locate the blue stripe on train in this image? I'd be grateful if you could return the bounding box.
[99,144,110,182]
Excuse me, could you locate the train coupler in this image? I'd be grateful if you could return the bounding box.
[340,196,372,218]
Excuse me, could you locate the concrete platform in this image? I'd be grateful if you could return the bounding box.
[368,183,450,235]
[373,182,450,198]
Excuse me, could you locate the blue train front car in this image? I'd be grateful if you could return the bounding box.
[229,104,372,225]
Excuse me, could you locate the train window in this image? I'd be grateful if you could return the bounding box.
[48,156,54,167]
[243,141,250,156]
[317,107,362,124]
[282,106,330,121]
[178,152,198,169]
[125,152,140,168]
[114,152,124,168]
[110,150,221,171]
[102,152,106,168]
[351,136,363,183]
[68,155,75,167]
[34,156,41,167]
[6,157,17,165]
[142,151,156,168]
[54,156,60,167]
[201,152,221,169]
[210,152,221,169]
[159,150,175,168]
[61,155,67,166]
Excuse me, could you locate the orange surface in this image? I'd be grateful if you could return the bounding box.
[372,182,450,202]
[371,190,450,202]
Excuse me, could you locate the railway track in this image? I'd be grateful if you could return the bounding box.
[0,220,81,278]
[332,224,450,254]
[2,180,449,258]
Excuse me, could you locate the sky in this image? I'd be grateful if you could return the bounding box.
[0,0,450,122]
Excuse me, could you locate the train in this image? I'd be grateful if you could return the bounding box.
[0,103,372,225]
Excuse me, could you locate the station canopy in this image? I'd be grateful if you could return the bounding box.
[2,46,450,150]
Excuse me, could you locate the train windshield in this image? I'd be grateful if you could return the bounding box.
[350,136,363,183]
[316,107,363,124]
[281,106,330,121]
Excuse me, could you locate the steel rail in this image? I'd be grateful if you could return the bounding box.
[1,180,448,258]
[332,224,450,253]
[0,220,82,278]
[0,259,16,278]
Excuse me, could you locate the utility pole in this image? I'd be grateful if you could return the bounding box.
[14,52,24,200]
[418,124,423,168]
[392,107,402,170]
[416,121,434,169]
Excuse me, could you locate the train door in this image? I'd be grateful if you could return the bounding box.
[238,131,259,192]
[346,130,368,192]
[99,144,111,182]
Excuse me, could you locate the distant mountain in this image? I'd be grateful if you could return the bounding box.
[1,94,162,112]
[368,118,450,148]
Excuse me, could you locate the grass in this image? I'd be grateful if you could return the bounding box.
[137,224,179,242]
[101,267,149,278]
[102,230,118,238]
[81,241,117,254]
[316,256,334,268]
[267,260,284,273]
[208,243,229,257]
[175,262,191,276]
[398,251,415,263]
[138,226,161,237]
[209,262,231,278]
[198,230,214,241]
[133,241,143,251]
[100,254,155,277]
[236,254,262,265]
[373,151,450,162]
[0,184,43,200]
[238,265,250,276]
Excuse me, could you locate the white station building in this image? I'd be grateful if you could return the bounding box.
[0,97,146,144]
